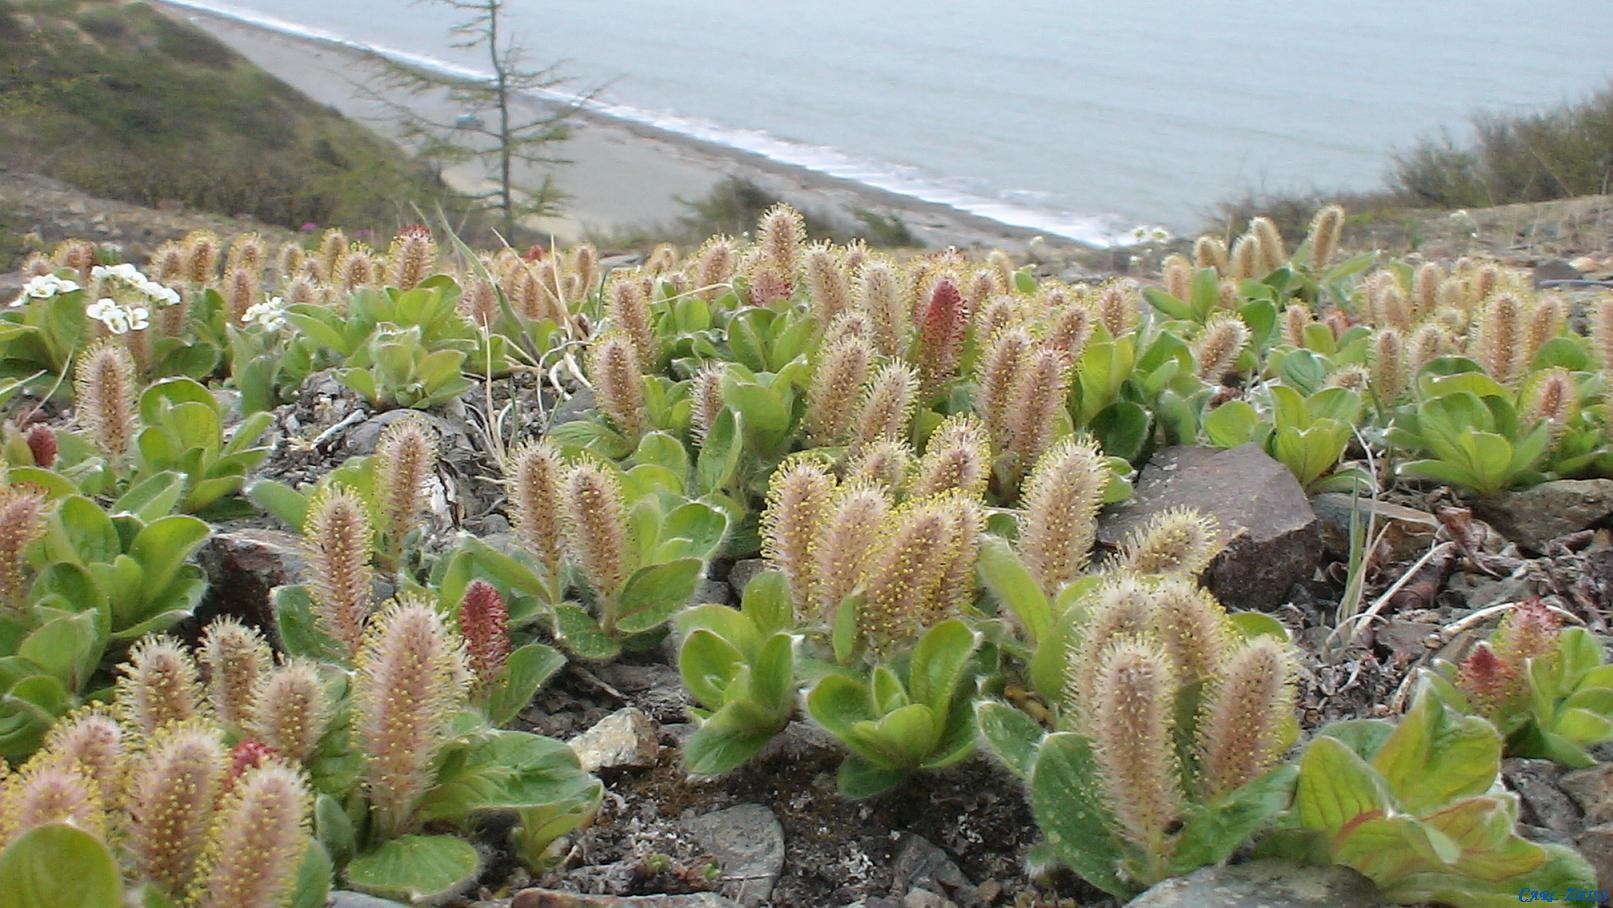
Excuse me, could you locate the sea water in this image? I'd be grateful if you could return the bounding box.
[161,0,1612,243]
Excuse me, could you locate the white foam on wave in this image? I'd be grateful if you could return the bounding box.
[158,0,1137,246]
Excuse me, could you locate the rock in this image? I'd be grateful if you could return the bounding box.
[1505,758,1582,836]
[1310,494,1439,564]
[196,528,307,631]
[901,891,956,908]
[695,577,734,607]
[1128,860,1389,907]
[330,892,410,908]
[891,834,973,904]
[1097,444,1320,610]
[547,387,597,430]
[512,892,741,908]
[1474,479,1613,553]
[568,707,660,772]
[1446,572,1541,610]
[1562,764,1613,825]
[727,559,766,598]
[1535,258,1584,287]
[344,408,465,455]
[1579,823,1613,894]
[683,804,785,907]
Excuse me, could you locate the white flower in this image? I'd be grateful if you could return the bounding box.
[14,274,81,306]
[87,298,135,334]
[126,305,150,332]
[242,296,288,331]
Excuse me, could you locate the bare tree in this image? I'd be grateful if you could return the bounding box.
[366,0,594,238]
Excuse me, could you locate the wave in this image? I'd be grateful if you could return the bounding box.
[158,0,1141,246]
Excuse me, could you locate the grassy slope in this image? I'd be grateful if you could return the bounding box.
[0,0,456,233]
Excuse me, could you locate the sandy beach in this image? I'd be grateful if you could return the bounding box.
[157,4,1061,252]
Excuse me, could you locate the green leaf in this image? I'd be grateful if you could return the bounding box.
[416,730,601,823]
[684,708,783,776]
[1090,401,1150,462]
[1029,733,1133,898]
[289,839,333,908]
[1170,764,1298,872]
[613,558,703,635]
[111,471,187,522]
[484,643,566,726]
[1295,736,1389,834]
[1204,400,1261,448]
[246,479,310,531]
[836,753,908,798]
[0,823,123,908]
[272,585,348,664]
[737,569,792,637]
[907,619,978,719]
[974,700,1044,780]
[1370,688,1500,814]
[48,496,119,566]
[679,628,745,709]
[976,537,1050,645]
[129,515,210,603]
[345,835,481,903]
[695,407,742,493]
[554,603,622,661]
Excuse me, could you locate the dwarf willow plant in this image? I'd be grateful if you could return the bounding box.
[1423,599,1613,768]
[0,705,321,908]
[978,575,1299,898]
[1258,688,1597,907]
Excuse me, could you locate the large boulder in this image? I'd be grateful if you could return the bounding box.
[1098,444,1320,610]
[1129,860,1388,907]
[195,527,307,630]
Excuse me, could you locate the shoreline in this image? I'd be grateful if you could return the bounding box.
[156,3,1082,252]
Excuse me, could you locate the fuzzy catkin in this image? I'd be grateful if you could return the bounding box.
[116,636,203,739]
[588,334,648,438]
[1017,437,1106,597]
[303,484,375,656]
[1086,637,1182,858]
[126,720,228,898]
[561,460,632,599]
[0,487,45,608]
[507,440,566,577]
[857,499,958,652]
[1192,314,1250,381]
[855,258,909,355]
[810,482,890,621]
[1197,637,1294,796]
[761,457,835,606]
[606,276,657,368]
[975,326,1032,451]
[804,335,874,445]
[1306,205,1343,270]
[353,599,469,838]
[689,364,727,446]
[758,203,806,274]
[1003,347,1073,478]
[1122,508,1221,577]
[375,417,438,561]
[912,414,991,500]
[198,617,273,734]
[186,761,311,908]
[852,360,919,450]
[246,659,333,764]
[75,341,138,461]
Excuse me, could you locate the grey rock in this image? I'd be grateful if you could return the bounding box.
[196,528,307,630]
[1505,758,1581,836]
[695,577,734,607]
[512,891,741,908]
[1535,258,1584,287]
[1562,764,1613,825]
[567,707,660,772]
[1129,860,1389,907]
[727,559,767,598]
[892,834,972,903]
[1446,572,1541,610]
[900,891,956,908]
[344,408,464,455]
[1097,444,1320,610]
[1579,823,1613,894]
[547,387,597,430]
[684,804,785,907]
[330,892,410,908]
[0,271,25,302]
[1474,479,1613,553]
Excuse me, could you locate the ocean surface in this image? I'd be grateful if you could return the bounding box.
[164,0,1612,244]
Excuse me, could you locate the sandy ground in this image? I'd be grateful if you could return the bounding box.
[160,5,1059,252]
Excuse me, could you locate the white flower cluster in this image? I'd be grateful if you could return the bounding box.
[8,273,81,308]
[91,263,181,307]
[242,296,288,331]
[86,298,150,335]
